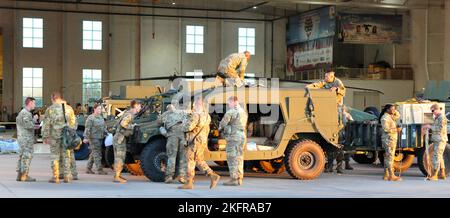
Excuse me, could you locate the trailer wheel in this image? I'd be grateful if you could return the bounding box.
[352,152,376,164]
[417,144,450,177]
[140,138,167,182]
[284,140,325,180]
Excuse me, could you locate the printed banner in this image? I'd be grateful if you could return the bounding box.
[338,13,403,44]
[287,37,333,75]
[286,6,336,45]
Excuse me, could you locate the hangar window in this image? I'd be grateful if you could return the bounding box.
[186,25,204,54]
[22,67,43,107]
[82,69,102,105]
[238,27,255,54]
[83,21,102,50]
[23,18,43,48]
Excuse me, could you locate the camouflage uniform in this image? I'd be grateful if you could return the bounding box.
[309,77,348,172]
[184,110,213,179]
[59,150,78,179]
[219,104,248,182]
[84,114,106,173]
[42,103,77,182]
[16,108,36,178]
[217,53,248,87]
[381,111,401,180]
[113,110,135,179]
[430,113,448,175]
[158,109,187,180]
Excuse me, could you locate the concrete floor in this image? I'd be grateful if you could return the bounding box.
[1,152,450,198]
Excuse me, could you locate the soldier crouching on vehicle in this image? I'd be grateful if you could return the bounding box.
[380,104,402,181]
[84,103,108,175]
[157,104,188,184]
[219,96,248,186]
[16,97,37,182]
[42,92,77,183]
[178,98,221,189]
[112,99,141,183]
[423,103,448,181]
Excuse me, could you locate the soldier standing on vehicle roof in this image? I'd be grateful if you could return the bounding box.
[215,51,251,87]
[179,98,221,189]
[380,104,402,181]
[219,96,248,186]
[423,103,448,181]
[112,99,141,183]
[84,103,108,175]
[58,99,78,181]
[16,97,37,182]
[157,104,188,184]
[42,92,77,183]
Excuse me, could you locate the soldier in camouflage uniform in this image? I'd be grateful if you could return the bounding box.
[219,96,248,186]
[305,71,346,107]
[424,104,448,181]
[112,100,141,183]
[380,104,402,181]
[42,92,77,183]
[308,71,353,172]
[215,51,251,87]
[16,97,37,182]
[179,99,221,189]
[84,103,107,175]
[157,104,188,184]
[59,99,78,180]
[325,106,354,174]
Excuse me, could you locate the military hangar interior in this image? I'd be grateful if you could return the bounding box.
[0,0,450,198]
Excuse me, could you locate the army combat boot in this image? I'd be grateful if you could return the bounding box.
[208,172,221,189]
[178,178,194,189]
[50,164,60,184]
[324,162,333,173]
[86,168,95,174]
[20,171,36,182]
[177,176,187,184]
[113,171,127,183]
[427,167,439,181]
[63,176,71,183]
[223,178,240,186]
[388,168,402,181]
[16,172,22,181]
[164,175,175,184]
[383,168,389,181]
[439,168,446,180]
